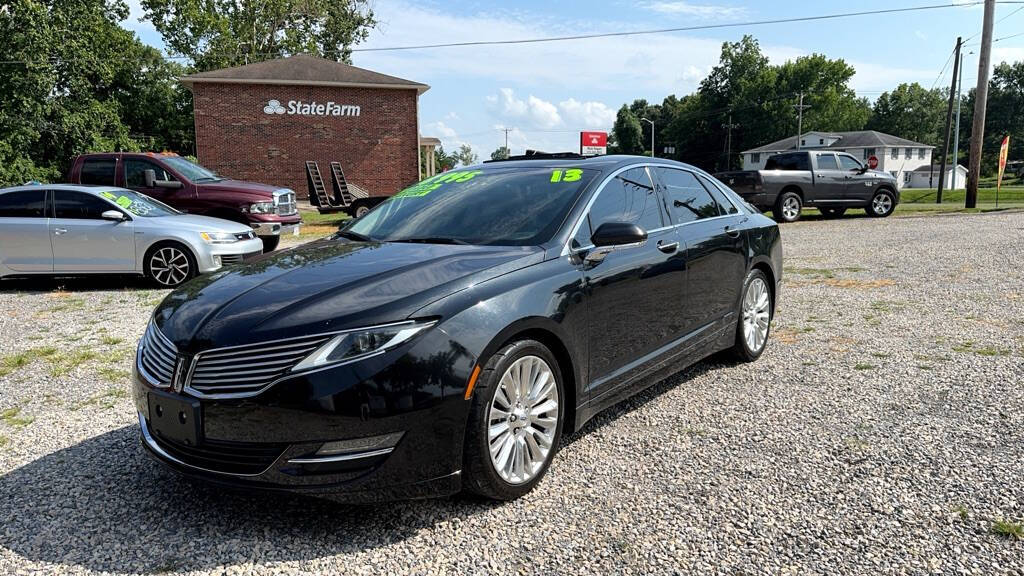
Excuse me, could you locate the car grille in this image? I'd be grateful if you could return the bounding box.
[219,251,260,266]
[138,322,177,388]
[187,334,333,397]
[274,190,297,216]
[233,231,257,241]
[150,431,286,475]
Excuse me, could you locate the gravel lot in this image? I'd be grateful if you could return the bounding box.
[1,211,1022,575]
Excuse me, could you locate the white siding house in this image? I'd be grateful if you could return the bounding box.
[741,130,935,190]
[907,165,968,189]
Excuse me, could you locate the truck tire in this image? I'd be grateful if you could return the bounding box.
[820,207,847,219]
[867,190,896,218]
[772,191,802,223]
[260,235,281,252]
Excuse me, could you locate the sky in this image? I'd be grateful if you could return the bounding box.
[121,0,1024,158]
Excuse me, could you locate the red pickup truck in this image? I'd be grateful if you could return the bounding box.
[67,153,300,251]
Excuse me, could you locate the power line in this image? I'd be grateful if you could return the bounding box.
[930,46,957,91]
[964,3,1024,42]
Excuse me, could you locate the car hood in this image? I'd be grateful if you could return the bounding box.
[195,179,284,197]
[144,214,254,234]
[153,237,543,350]
[866,170,895,180]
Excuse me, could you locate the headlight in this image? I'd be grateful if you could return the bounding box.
[200,231,239,244]
[246,202,275,214]
[291,320,436,372]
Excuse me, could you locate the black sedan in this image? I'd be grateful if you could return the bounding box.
[132,153,782,502]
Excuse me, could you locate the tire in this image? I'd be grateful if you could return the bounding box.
[463,339,565,501]
[820,207,847,219]
[867,189,896,217]
[731,268,772,362]
[354,204,370,218]
[772,191,802,223]
[260,235,280,252]
[144,242,197,288]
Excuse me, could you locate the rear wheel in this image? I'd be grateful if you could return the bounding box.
[144,242,196,288]
[354,205,370,218]
[464,340,564,501]
[260,235,280,252]
[867,190,896,217]
[732,269,772,362]
[820,207,847,219]
[772,192,802,223]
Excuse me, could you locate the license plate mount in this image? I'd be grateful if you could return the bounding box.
[148,390,202,446]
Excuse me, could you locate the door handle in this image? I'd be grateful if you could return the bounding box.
[656,240,678,254]
[53,228,68,235]
[724,226,741,238]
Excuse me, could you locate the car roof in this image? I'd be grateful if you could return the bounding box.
[0,183,130,195]
[471,154,706,174]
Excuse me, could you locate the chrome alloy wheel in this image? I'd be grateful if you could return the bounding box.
[487,355,559,485]
[150,246,190,287]
[782,196,801,220]
[872,193,893,215]
[742,277,771,353]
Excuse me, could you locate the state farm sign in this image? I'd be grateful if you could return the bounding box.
[580,131,607,155]
[263,99,361,117]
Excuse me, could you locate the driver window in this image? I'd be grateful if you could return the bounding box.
[838,155,862,172]
[585,167,662,238]
[125,159,174,188]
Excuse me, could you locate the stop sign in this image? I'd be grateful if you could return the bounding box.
[867,155,878,169]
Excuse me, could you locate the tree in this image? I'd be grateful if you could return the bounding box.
[490,146,510,160]
[866,83,947,147]
[959,61,1024,176]
[141,0,377,71]
[611,105,643,155]
[455,144,478,166]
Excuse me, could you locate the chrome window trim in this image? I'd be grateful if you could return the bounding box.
[138,412,278,477]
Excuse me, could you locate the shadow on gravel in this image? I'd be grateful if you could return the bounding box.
[0,274,153,293]
[0,425,500,573]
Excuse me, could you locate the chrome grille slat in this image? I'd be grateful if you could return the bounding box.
[192,365,295,378]
[138,323,178,388]
[184,334,332,397]
[194,350,313,367]
[196,338,328,360]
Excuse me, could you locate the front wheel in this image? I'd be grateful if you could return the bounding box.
[820,207,847,219]
[463,340,564,501]
[144,242,197,288]
[772,192,802,223]
[731,269,772,362]
[260,235,280,252]
[867,190,896,217]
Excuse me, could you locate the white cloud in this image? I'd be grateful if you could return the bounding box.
[641,1,745,18]
[487,89,618,132]
[558,98,616,129]
[914,30,928,41]
[993,46,1024,66]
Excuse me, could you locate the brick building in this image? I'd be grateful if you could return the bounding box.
[181,55,429,200]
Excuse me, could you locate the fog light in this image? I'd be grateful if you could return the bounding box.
[212,255,222,266]
[315,431,404,457]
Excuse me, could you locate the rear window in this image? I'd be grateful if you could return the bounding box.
[347,167,599,246]
[765,153,810,171]
[80,158,116,185]
[0,189,46,218]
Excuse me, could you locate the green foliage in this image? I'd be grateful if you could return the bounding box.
[611,105,643,155]
[490,146,510,161]
[420,145,457,177]
[141,0,377,71]
[455,144,478,167]
[959,61,1024,176]
[867,83,947,148]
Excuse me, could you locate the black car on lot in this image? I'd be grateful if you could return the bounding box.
[133,153,782,501]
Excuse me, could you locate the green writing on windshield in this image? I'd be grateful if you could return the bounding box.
[395,170,482,198]
[550,169,582,183]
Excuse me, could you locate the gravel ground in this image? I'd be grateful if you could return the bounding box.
[1,210,1022,575]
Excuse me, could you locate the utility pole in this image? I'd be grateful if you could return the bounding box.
[793,92,810,150]
[966,0,996,209]
[722,114,740,169]
[641,118,654,158]
[937,36,962,204]
[502,128,512,155]
[952,50,966,191]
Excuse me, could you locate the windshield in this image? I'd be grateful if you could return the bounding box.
[98,189,180,217]
[346,167,599,246]
[162,156,223,182]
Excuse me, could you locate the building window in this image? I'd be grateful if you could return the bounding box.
[891,148,899,160]
[863,148,876,160]
[904,172,913,184]
[750,152,760,164]
[819,138,824,145]
[890,171,898,178]
[905,148,913,159]
[918,148,926,159]
[801,139,806,146]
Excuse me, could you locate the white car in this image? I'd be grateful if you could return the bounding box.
[0,184,265,287]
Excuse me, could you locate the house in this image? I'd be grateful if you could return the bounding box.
[741,130,935,189]
[907,165,968,189]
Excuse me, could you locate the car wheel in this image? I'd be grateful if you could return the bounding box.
[772,192,802,223]
[732,268,772,362]
[867,190,896,217]
[260,235,280,252]
[820,207,847,219]
[463,339,564,501]
[354,205,370,218]
[145,242,197,288]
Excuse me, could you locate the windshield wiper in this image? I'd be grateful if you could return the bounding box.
[389,236,469,245]
[337,230,373,242]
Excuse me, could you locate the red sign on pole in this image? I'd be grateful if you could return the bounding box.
[580,131,608,155]
[867,155,878,169]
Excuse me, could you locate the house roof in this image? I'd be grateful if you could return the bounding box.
[910,164,967,173]
[181,54,429,93]
[743,130,933,154]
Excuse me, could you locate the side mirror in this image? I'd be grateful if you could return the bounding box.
[591,221,647,248]
[101,210,126,222]
[143,169,156,188]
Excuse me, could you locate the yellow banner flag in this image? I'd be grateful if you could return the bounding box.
[997,135,1010,192]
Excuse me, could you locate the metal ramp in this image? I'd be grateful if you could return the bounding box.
[329,161,368,207]
[305,161,336,208]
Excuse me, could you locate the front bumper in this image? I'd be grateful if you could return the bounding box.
[194,238,265,273]
[131,327,475,502]
[250,215,302,237]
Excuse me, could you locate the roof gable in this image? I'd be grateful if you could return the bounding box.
[181,54,429,93]
[743,130,933,154]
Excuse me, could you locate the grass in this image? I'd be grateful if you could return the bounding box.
[97,366,130,384]
[0,347,59,377]
[70,387,129,411]
[952,341,1011,357]
[298,210,351,239]
[49,349,99,377]
[0,435,7,448]
[991,519,1024,540]
[784,266,866,279]
[899,185,1024,205]
[854,363,876,371]
[1,407,33,428]
[955,505,969,521]
[100,335,124,346]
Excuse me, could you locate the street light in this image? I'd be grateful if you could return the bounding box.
[640,117,654,158]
